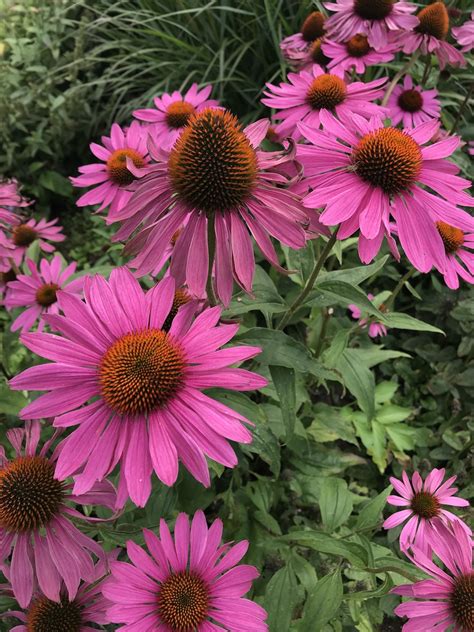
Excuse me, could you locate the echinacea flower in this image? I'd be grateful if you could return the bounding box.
[0,179,30,227]
[133,83,219,150]
[387,75,441,128]
[348,292,388,338]
[297,114,474,271]
[262,65,386,140]
[452,11,474,52]
[392,520,473,632]
[280,11,326,61]
[0,421,116,608]
[401,2,466,69]
[322,34,397,73]
[103,510,269,631]
[383,468,470,553]
[324,0,418,50]
[2,217,65,268]
[109,108,317,305]
[70,121,149,220]
[433,222,474,290]
[4,255,83,332]
[9,270,267,507]
[1,553,116,631]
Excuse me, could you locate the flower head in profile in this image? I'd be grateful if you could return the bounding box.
[452,11,474,52]
[432,222,474,290]
[280,11,326,60]
[383,468,470,554]
[387,75,441,129]
[1,217,65,268]
[297,114,474,270]
[133,83,219,150]
[348,292,388,338]
[10,270,267,508]
[109,109,316,306]
[324,0,418,50]
[322,34,397,73]
[4,255,83,332]
[0,421,116,608]
[392,520,473,632]
[103,510,268,631]
[0,179,30,227]
[401,2,466,69]
[70,121,150,220]
[262,65,386,140]
[2,553,115,631]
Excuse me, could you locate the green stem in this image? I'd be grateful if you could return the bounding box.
[450,83,474,135]
[385,268,415,311]
[365,565,421,584]
[381,52,420,107]
[314,308,332,358]
[206,214,217,307]
[277,230,339,330]
[421,55,432,87]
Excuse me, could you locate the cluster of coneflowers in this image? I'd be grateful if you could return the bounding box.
[0,1,473,630]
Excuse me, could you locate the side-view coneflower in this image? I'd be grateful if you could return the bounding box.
[133,83,220,149]
[401,1,466,69]
[108,109,316,305]
[348,292,388,338]
[322,34,397,73]
[0,421,116,608]
[324,0,419,50]
[280,10,326,62]
[70,121,150,220]
[9,270,267,508]
[103,511,269,631]
[433,222,474,290]
[0,179,30,227]
[383,468,470,553]
[297,114,474,271]
[3,218,65,268]
[262,65,386,140]
[452,11,474,52]
[393,520,473,631]
[387,75,441,128]
[4,255,83,332]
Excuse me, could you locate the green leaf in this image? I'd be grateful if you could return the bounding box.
[319,478,353,531]
[237,328,313,371]
[264,565,298,632]
[300,570,343,631]
[319,256,389,286]
[350,347,410,369]
[0,382,28,415]
[270,365,296,440]
[376,404,411,424]
[356,486,392,530]
[336,350,375,421]
[37,170,73,196]
[312,281,385,320]
[227,266,286,315]
[384,312,444,334]
[281,531,368,567]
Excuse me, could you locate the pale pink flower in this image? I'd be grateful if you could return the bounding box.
[388,75,441,128]
[452,11,474,52]
[322,34,397,73]
[348,293,388,338]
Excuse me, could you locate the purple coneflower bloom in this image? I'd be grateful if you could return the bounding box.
[388,75,441,129]
[348,293,388,338]
[322,34,397,73]
[452,11,474,52]
[1,217,65,269]
[433,222,474,290]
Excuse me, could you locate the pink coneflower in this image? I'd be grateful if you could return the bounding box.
[452,11,474,52]
[70,121,150,220]
[281,11,326,60]
[323,34,397,73]
[9,270,267,508]
[0,421,116,608]
[324,0,418,50]
[296,114,474,272]
[393,520,473,632]
[103,510,268,631]
[4,255,84,332]
[133,83,219,150]
[388,75,441,129]
[401,2,466,69]
[348,293,388,338]
[2,553,115,630]
[110,109,316,305]
[262,65,386,140]
[3,217,65,268]
[0,179,30,227]
[383,468,470,554]
[433,222,474,290]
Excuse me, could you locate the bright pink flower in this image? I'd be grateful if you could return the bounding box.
[110,109,318,306]
[280,11,326,61]
[103,510,268,631]
[297,114,474,271]
[1,217,65,269]
[0,421,116,608]
[4,255,83,332]
[392,520,473,632]
[262,65,386,140]
[1,552,116,630]
[0,179,30,227]
[9,270,267,508]
[348,293,388,338]
[70,121,150,220]
[452,11,474,52]
[133,83,219,150]
[383,468,470,554]
[322,34,397,73]
[324,0,418,50]
[400,2,466,69]
[388,75,441,129]
[432,222,474,290]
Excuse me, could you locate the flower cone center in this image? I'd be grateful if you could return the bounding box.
[0,456,64,533]
[398,88,424,113]
[301,11,326,42]
[354,0,394,20]
[27,595,82,632]
[106,148,145,186]
[450,573,474,631]
[166,101,196,129]
[168,108,258,214]
[12,224,38,247]
[352,127,422,194]
[158,571,209,630]
[306,74,347,110]
[346,34,371,57]
[410,491,440,519]
[99,329,185,416]
[163,289,192,332]
[36,282,60,307]
[436,221,465,254]
[416,2,450,40]
[309,39,330,65]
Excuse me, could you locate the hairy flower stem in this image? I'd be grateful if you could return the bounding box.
[385,268,416,311]
[277,229,339,330]
[206,214,217,307]
[381,52,420,107]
